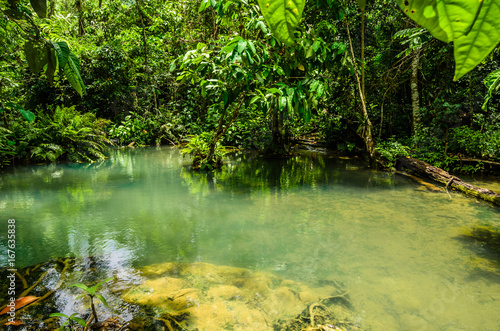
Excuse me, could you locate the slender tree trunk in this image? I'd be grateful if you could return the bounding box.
[138,1,148,68]
[76,0,84,37]
[411,50,421,136]
[346,20,376,160]
[361,8,365,97]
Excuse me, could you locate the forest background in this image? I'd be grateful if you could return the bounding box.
[1,0,499,173]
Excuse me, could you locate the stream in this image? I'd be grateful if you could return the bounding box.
[1,147,499,330]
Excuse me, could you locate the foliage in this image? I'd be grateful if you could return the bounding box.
[69,278,113,324]
[450,126,500,161]
[182,132,229,170]
[49,312,87,331]
[0,127,16,167]
[260,0,500,80]
[256,0,305,46]
[376,138,410,168]
[1,106,111,165]
[483,69,500,110]
[30,106,111,162]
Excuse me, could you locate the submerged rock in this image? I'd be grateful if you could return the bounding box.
[123,262,358,330]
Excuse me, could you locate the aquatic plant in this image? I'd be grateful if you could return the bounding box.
[69,277,113,324]
[49,312,87,330]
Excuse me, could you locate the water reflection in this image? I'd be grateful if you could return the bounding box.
[0,147,499,329]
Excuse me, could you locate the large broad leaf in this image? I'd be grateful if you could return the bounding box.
[63,52,85,97]
[50,41,85,97]
[29,0,46,18]
[5,102,36,123]
[256,0,306,45]
[24,41,48,74]
[454,0,500,80]
[395,0,482,43]
[396,0,500,80]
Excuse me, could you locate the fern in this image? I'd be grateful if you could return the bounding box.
[482,69,500,110]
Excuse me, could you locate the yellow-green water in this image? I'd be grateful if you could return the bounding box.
[1,147,499,330]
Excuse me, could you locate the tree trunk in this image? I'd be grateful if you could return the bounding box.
[345,20,376,160]
[76,0,84,37]
[270,106,285,154]
[411,50,421,135]
[398,156,500,206]
[205,96,245,164]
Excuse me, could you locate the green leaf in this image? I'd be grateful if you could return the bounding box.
[19,109,36,123]
[50,41,70,68]
[278,96,287,110]
[169,60,177,72]
[95,294,109,308]
[199,0,210,12]
[71,316,87,327]
[316,83,325,99]
[256,0,306,45]
[305,45,315,58]
[395,0,481,43]
[312,40,321,52]
[49,313,69,318]
[29,0,46,18]
[453,0,500,80]
[69,283,91,293]
[24,41,48,74]
[482,69,500,110]
[247,40,257,55]
[396,0,500,80]
[49,41,86,96]
[237,40,247,53]
[64,52,85,97]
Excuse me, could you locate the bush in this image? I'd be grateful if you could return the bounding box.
[376,138,410,168]
[30,106,112,163]
[181,132,228,170]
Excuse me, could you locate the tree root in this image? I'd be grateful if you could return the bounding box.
[0,258,72,326]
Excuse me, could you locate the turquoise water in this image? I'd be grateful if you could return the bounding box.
[1,147,499,329]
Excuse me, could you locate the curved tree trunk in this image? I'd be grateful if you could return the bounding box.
[345,19,376,160]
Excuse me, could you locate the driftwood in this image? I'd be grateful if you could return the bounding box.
[397,156,500,206]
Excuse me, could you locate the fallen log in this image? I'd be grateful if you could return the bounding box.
[397,156,500,206]
[396,171,442,192]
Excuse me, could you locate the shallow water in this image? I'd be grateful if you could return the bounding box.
[1,147,499,330]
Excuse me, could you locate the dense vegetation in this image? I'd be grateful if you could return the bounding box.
[1,0,499,173]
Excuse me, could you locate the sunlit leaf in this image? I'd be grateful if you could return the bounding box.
[395,0,482,43]
[395,0,500,80]
[453,0,500,80]
[198,0,210,12]
[256,0,306,45]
